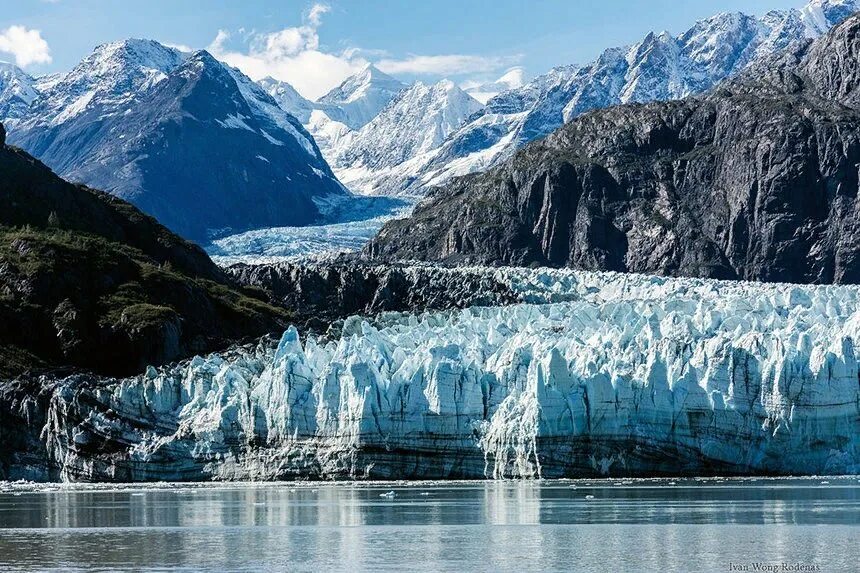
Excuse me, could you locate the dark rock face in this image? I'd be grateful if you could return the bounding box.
[0,122,5,146]
[367,15,860,285]
[228,262,518,330]
[0,145,289,378]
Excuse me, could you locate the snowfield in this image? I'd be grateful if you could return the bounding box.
[41,267,860,481]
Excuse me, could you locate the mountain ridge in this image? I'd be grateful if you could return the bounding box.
[6,40,346,241]
[392,0,860,196]
[366,11,860,285]
[0,132,289,377]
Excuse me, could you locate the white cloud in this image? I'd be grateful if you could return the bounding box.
[207,3,365,100]
[307,3,330,26]
[207,2,519,101]
[0,25,52,67]
[163,42,193,53]
[376,54,521,76]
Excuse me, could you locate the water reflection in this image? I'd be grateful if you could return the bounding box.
[0,478,857,572]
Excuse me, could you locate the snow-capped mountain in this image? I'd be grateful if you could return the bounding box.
[259,64,408,167]
[316,64,407,130]
[401,0,860,195]
[0,62,38,125]
[258,76,316,123]
[8,39,346,241]
[464,67,526,104]
[24,39,187,128]
[331,80,482,195]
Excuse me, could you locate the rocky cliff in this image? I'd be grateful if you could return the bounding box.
[228,262,518,330]
[367,14,860,285]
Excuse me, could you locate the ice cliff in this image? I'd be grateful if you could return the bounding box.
[3,268,858,481]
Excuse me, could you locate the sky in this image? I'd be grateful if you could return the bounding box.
[2,0,808,100]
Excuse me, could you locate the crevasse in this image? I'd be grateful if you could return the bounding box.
[43,268,860,480]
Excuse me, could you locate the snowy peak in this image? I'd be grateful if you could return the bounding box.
[27,38,188,126]
[331,78,482,194]
[258,76,316,123]
[464,67,526,104]
[801,0,859,35]
[339,79,481,165]
[676,11,759,78]
[0,62,37,122]
[496,68,526,89]
[317,64,407,129]
[400,0,860,197]
[322,63,404,104]
[63,38,186,95]
[7,38,345,240]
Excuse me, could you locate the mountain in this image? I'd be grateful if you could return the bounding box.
[0,63,38,125]
[331,80,482,195]
[316,64,407,130]
[6,39,346,241]
[258,65,409,173]
[0,130,289,377]
[258,75,316,123]
[464,67,526,104]
[395,0,860,196]
[257,72,477,196]
[367,12,860,285]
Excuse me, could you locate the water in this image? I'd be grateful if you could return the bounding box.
[0,477,857,572]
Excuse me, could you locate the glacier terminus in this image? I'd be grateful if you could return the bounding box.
[4,267,857,482]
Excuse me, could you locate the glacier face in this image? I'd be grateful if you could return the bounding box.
[19,268,860,481]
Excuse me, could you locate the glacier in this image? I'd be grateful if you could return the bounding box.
[206,197,412,265]
[12,267,859,481]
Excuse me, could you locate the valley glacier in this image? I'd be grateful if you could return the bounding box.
[206,197,412,264]
[13,267,859,481]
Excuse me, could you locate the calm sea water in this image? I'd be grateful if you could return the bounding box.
[0,477,857,572]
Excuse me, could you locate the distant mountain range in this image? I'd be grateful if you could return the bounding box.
[0,0,856,240]
[253,0,860,199]
[396,0,860,196]
[327,79,482,195]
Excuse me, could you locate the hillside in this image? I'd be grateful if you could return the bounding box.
[0,131,289,377]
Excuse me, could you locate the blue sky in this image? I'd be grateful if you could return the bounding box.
[2,0,805,99]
